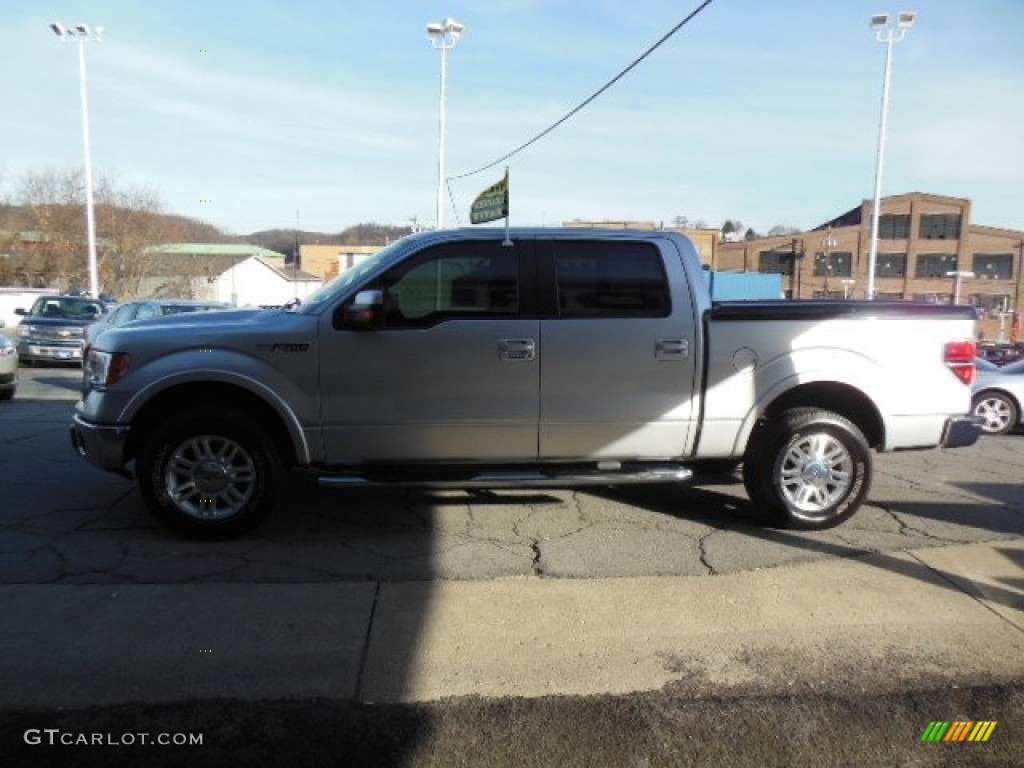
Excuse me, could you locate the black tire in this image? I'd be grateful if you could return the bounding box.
[137,409,282,539]
[742,407,871,530]
[972,391,1018,436]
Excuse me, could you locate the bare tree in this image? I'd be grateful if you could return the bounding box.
[19,168,87,289]
[11,168,211,297]
[94,176,189,298]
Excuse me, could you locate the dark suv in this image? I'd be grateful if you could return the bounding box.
[16,295,106,365]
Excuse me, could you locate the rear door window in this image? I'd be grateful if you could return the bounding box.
[550,241,670,317]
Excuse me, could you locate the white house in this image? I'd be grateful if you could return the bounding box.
[213,256,322,307]
[141,244,322,307]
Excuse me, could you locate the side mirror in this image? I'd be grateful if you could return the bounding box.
[15,308,27,316]
[342,290,384,330]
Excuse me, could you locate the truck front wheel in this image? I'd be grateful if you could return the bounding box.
[743,408,871,530]
[137,409,282,539]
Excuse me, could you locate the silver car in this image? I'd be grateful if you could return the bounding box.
[0,334,17,400]
[972,358,1024,435]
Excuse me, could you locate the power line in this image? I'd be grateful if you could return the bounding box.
[449,0,717,181]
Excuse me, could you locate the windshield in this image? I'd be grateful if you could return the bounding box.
[29,297,105,320]
[295,241,406,313]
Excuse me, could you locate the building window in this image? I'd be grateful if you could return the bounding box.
[758,250,794,276]
[912,292,952,305]
[812,289,846,300]
[875,292,904,301]
[813,251,852,277]
[874,253,907,277]
[877,214,911,239]
[969,294,1010,318]
[919,213,962,240]
[915,253,958,278]
[973,253,1013,280]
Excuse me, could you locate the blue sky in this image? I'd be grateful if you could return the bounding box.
[2,0,1021,236]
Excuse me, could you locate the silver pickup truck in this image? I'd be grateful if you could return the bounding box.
[71,229,981,538]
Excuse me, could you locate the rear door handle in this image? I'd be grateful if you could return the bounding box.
[655,338,689,360]
[499,339,536,361]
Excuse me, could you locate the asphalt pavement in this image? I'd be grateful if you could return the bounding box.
[2,366,1022,765]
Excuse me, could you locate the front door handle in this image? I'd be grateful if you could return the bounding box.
[499,339,536,361]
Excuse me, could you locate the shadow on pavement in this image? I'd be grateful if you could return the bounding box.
[590,480,1024,615]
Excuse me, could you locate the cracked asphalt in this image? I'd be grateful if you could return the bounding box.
[4,366,1024,584]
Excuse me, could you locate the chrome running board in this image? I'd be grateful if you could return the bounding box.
[316,464,693,489]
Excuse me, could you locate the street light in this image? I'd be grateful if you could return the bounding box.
[822,230,837,297]
[50,21,105,298]
[865,11,916,301]
[427,17,464,230]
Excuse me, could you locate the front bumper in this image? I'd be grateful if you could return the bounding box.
[941,415,982,449]
[18,341,83,363]
[70,413,131,473]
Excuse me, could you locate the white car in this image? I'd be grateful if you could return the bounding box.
[972,359,1024,435]
[0,334,18,400]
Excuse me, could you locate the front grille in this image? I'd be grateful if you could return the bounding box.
[30,327,85,342]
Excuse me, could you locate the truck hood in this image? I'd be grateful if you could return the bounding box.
[95,308,313,354]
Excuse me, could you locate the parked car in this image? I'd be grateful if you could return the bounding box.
[83,299,231,357]
[0,334,18,400]
[977,343,1024,367]
[15,295,106,366]
[971,359,1024,435]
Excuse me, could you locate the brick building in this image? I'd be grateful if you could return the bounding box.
[715,193,1024,341]
[299,244,384,283]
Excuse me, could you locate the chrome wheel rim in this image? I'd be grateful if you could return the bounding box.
[974,397,1012,433]
[164,435,256,520]
[778,432,853,517]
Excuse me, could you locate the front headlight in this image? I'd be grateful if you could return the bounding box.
[18,325,32,337]
[85,349,131,388]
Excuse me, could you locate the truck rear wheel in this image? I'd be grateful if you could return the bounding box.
[743,407,871,530]
[137,409,282,539]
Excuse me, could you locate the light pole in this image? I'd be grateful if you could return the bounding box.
[822,230,837,297]
[945,270,974,306]
[50,22,104,298]
[866,11,916,301]
[427,17,464,230]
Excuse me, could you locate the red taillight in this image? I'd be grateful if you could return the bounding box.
[944,340,976,385]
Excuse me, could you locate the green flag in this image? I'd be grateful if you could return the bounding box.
[470,170,509,225]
